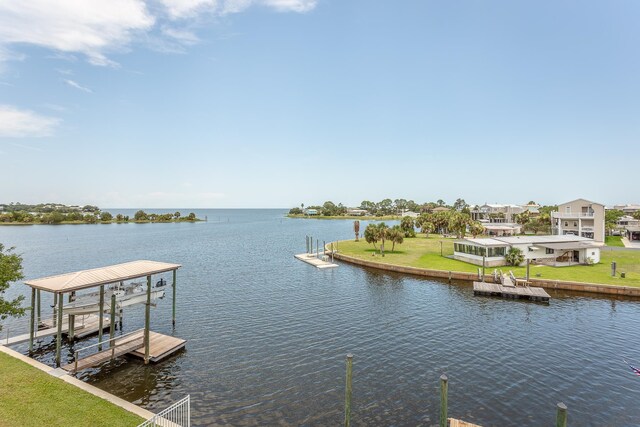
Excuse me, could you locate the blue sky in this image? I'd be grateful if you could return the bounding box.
[0,0,638,208]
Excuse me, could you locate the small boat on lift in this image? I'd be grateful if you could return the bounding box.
[60,279,168,316]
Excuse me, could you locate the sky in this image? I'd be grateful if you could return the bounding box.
[0,0,639,208]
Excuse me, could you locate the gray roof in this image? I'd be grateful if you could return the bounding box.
[536,241,602,250]
[456,234,600,248]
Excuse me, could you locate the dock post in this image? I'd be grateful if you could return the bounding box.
[36,289,41,327]
[310,237,313,255]
[482,256,486,282]
[526,259,530,282]
[144,275,151,364]
[316,240,319,259]
[344,353,353,427]
[306,236,309,254]
[119,281,124,327]
[172,269,177,327]
[29,287,35,353]
[52,293,57,327]
[109,293,116,347]
[55,292,63,367]
[68,291,75,342]
[323,240,326,256]
[98,285,105,351]
[331,242,334,263]
[440,374,448,427]
[556,402,567,427]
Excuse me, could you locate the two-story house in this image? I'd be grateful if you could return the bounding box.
[551,198,605,243]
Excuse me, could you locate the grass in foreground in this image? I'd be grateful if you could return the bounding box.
[337,235,640,287]
[0,352,144,427]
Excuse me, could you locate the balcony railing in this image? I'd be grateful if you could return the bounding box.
[551,212,595,218]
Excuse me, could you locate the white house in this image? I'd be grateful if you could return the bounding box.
[454,235,602,267]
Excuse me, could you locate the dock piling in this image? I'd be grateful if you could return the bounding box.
[55,292,63,367]
[68,291,76,342]
[556,402,567,427]
[109,293,116,346]
[344,353,353,427]
[440,374,448,427]
[144,275,151,364]
[36,289,41,326]
[98,285,104,351]
[29,288,35,353]
[172,270,177,327]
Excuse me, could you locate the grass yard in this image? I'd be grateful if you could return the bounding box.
[337,235,640,287]
[0,352,144,427]
[605,235,625,247]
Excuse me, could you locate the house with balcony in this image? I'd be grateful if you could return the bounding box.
[551,198,605,243]
[471,203,524,223]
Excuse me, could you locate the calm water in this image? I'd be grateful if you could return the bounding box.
[2,209,640,426]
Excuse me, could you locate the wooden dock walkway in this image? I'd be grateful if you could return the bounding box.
[3,314,106,346]
[473,281,550,302]
[61,330,186,373]
[294,253,338,269]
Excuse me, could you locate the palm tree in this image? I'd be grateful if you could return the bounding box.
[377,222,389,254]
[469,221,485,238]
[388,226,404,251]
[421,221,435,237]
[505,247,524,266]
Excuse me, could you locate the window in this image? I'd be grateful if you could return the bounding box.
[565,222,568,227]
[574,222,577,227]
[546,248,554,254]
[566,206,571,213]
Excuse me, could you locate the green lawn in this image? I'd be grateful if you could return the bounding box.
[337,235,640,287]
[606,235,625,247]
[0,352,144,427]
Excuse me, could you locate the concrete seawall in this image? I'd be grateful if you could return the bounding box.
[333,252,640,298]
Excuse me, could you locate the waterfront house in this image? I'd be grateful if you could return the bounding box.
[613,204,640,216]
[347,208,369,216]
[454,235,602,267]
[551,198,605,243]
[305,209,319,216]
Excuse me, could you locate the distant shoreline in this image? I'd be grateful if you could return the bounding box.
[0,219,203,226]
[286,214,400,221]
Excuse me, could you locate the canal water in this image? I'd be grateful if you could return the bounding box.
[2,209,640,426]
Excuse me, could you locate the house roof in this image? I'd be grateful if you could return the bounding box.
[558,198,604,207]
[24,260,181,293]
[454,238,509,247]
[536,241,602,250]
[456,234,602,248]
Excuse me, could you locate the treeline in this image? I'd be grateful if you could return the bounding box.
[0,203,99,214]
[0,205,199,224]
[289,198,457,217]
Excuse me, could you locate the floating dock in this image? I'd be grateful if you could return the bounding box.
[294,253,338,269]
[473,281,550,302]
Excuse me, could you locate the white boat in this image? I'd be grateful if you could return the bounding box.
[60,279,167,316]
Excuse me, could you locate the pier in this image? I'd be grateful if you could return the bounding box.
[294,253,338,269]
[6,260,186,369]
[473,273,550,302]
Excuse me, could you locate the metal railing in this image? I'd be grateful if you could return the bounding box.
[138,395,191,427]
[552,212,595,218]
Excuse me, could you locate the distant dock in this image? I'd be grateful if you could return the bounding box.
[294,253,338,269]
[473,273,550,302]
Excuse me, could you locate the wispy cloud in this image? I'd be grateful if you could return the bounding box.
[64,79,92,93]
[0,0,318,68]
[0,105,59,138]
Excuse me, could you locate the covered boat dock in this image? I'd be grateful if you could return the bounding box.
[21,260,184,368]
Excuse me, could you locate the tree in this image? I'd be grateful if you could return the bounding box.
[289,207,303,215]
[448,212,472,238]
[514,211,531,231]
[100,212,113,222]
[364,223,380,249]
[400,216,416,238]
[187,212,196,220]
[469,221,485,238]
[453,198,468,211]
[505,247,524,266]
[634,211,640,220]
[388,225,404,251]
[134,210,148,221]
[437,199,446,206]
[174,211,181,220]
[0,244,25,331]
[353,220,360,241]
[377,222,390,254]
[421,221,435,237]
[605,209,624,235]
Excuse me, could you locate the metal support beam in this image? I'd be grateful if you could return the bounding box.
[145,275,151,364]
[55,293,63,367]
[29,288,35,353]
[109,293,116,346]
